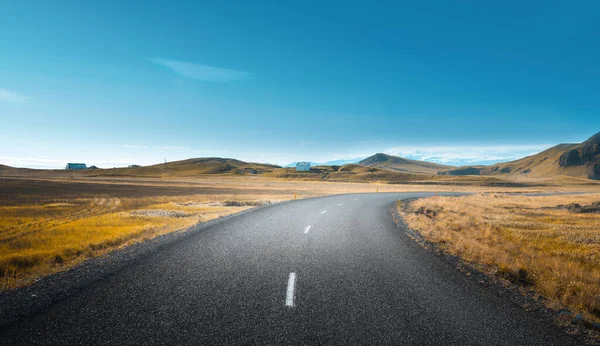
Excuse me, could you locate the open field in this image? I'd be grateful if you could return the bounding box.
[2,173,600,291]
[401,193,600,323]
[0,175,453,289]
[0,184,289,289]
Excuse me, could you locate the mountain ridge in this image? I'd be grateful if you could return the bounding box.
[439,132,600,180]
[358,153,454,174]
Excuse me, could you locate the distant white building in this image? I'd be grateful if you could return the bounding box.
[296,162,311,171]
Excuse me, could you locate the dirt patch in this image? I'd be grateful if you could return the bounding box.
[130,210,190,218]
[177,200,281,207]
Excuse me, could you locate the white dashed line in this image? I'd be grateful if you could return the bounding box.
[321,210,327,215]
[352,198,358,201]
[337,203,343,206]
[286,272,296,307]
[304,225,312,234]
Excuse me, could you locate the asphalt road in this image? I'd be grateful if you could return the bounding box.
[0,193,582,345]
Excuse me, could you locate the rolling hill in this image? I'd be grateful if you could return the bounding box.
[0,158,281,179]
[263,164,525,186]
[3,131,599,184]
[439,131,600,180]
[358,153,454,174]
[87,158,281,177]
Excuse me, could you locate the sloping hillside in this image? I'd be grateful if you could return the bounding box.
[359,153,453,174]
[87,158,280,177]
[0,164,65,179]
[439,131,600,180]
[559,132,600,179]
[265,164,526,186]
[0,158,280,179]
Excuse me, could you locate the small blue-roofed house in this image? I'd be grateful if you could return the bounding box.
[65,163,87,170]
[296,162,311,171]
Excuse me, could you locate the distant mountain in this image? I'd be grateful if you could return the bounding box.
[358,153,454,174]
[439,131,600,180]
[283,158,364,168]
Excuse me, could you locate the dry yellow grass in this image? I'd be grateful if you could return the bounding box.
[0,193,287,289]
[2,173,599,291]
[401,193,600,322]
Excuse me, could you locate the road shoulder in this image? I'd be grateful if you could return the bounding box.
[389,199,597,345]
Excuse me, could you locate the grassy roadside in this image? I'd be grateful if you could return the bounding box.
[400,193,600,326]
[0,194,287,289]
[3,175,538,290]
[3,173,599,292]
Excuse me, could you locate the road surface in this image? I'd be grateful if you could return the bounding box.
[0,193,581,345]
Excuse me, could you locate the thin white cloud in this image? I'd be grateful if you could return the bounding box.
[122,144,149,149]
[0,88,27,103]
[155,145,191,151]
[382,144,553,166]
[0,156,139,169]
[150,58,250,82]
[122,144,191,151]
[0,156,63,167]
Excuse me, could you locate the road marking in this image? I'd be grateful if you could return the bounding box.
[304,225,312,234]
[321,210,327,215]
[337,203,343,206]
[352,198,358,201]
[286,272,296,307]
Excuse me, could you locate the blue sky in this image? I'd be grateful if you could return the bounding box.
[1,1,599,168]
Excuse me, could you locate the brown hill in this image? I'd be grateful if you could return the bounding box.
[439,131,600,180]
[558,132,600,179]
[0,158,280,179]
[358,153,453,174]
[87,158,280,178]
[264,164,527,186]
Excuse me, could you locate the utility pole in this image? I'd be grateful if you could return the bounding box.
[164,158,167,173]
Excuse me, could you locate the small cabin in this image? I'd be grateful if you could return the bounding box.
[65,163,87,170]
[296,162,311,171]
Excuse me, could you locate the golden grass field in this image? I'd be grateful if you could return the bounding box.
[0,175,446,289]
[401,193,600,323]
[0,191,286,289]
[2,173,600,291]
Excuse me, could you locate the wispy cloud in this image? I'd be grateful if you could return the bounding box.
[155,145,190,151]
[0,156,63,168]
[382,144,553,166]
[122,144,190,151]
[121,144,148,149]
[0,88,27,103]
[0,156,139,169]
[150,58,250,82]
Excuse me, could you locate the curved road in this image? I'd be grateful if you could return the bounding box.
[0,193,581,345]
